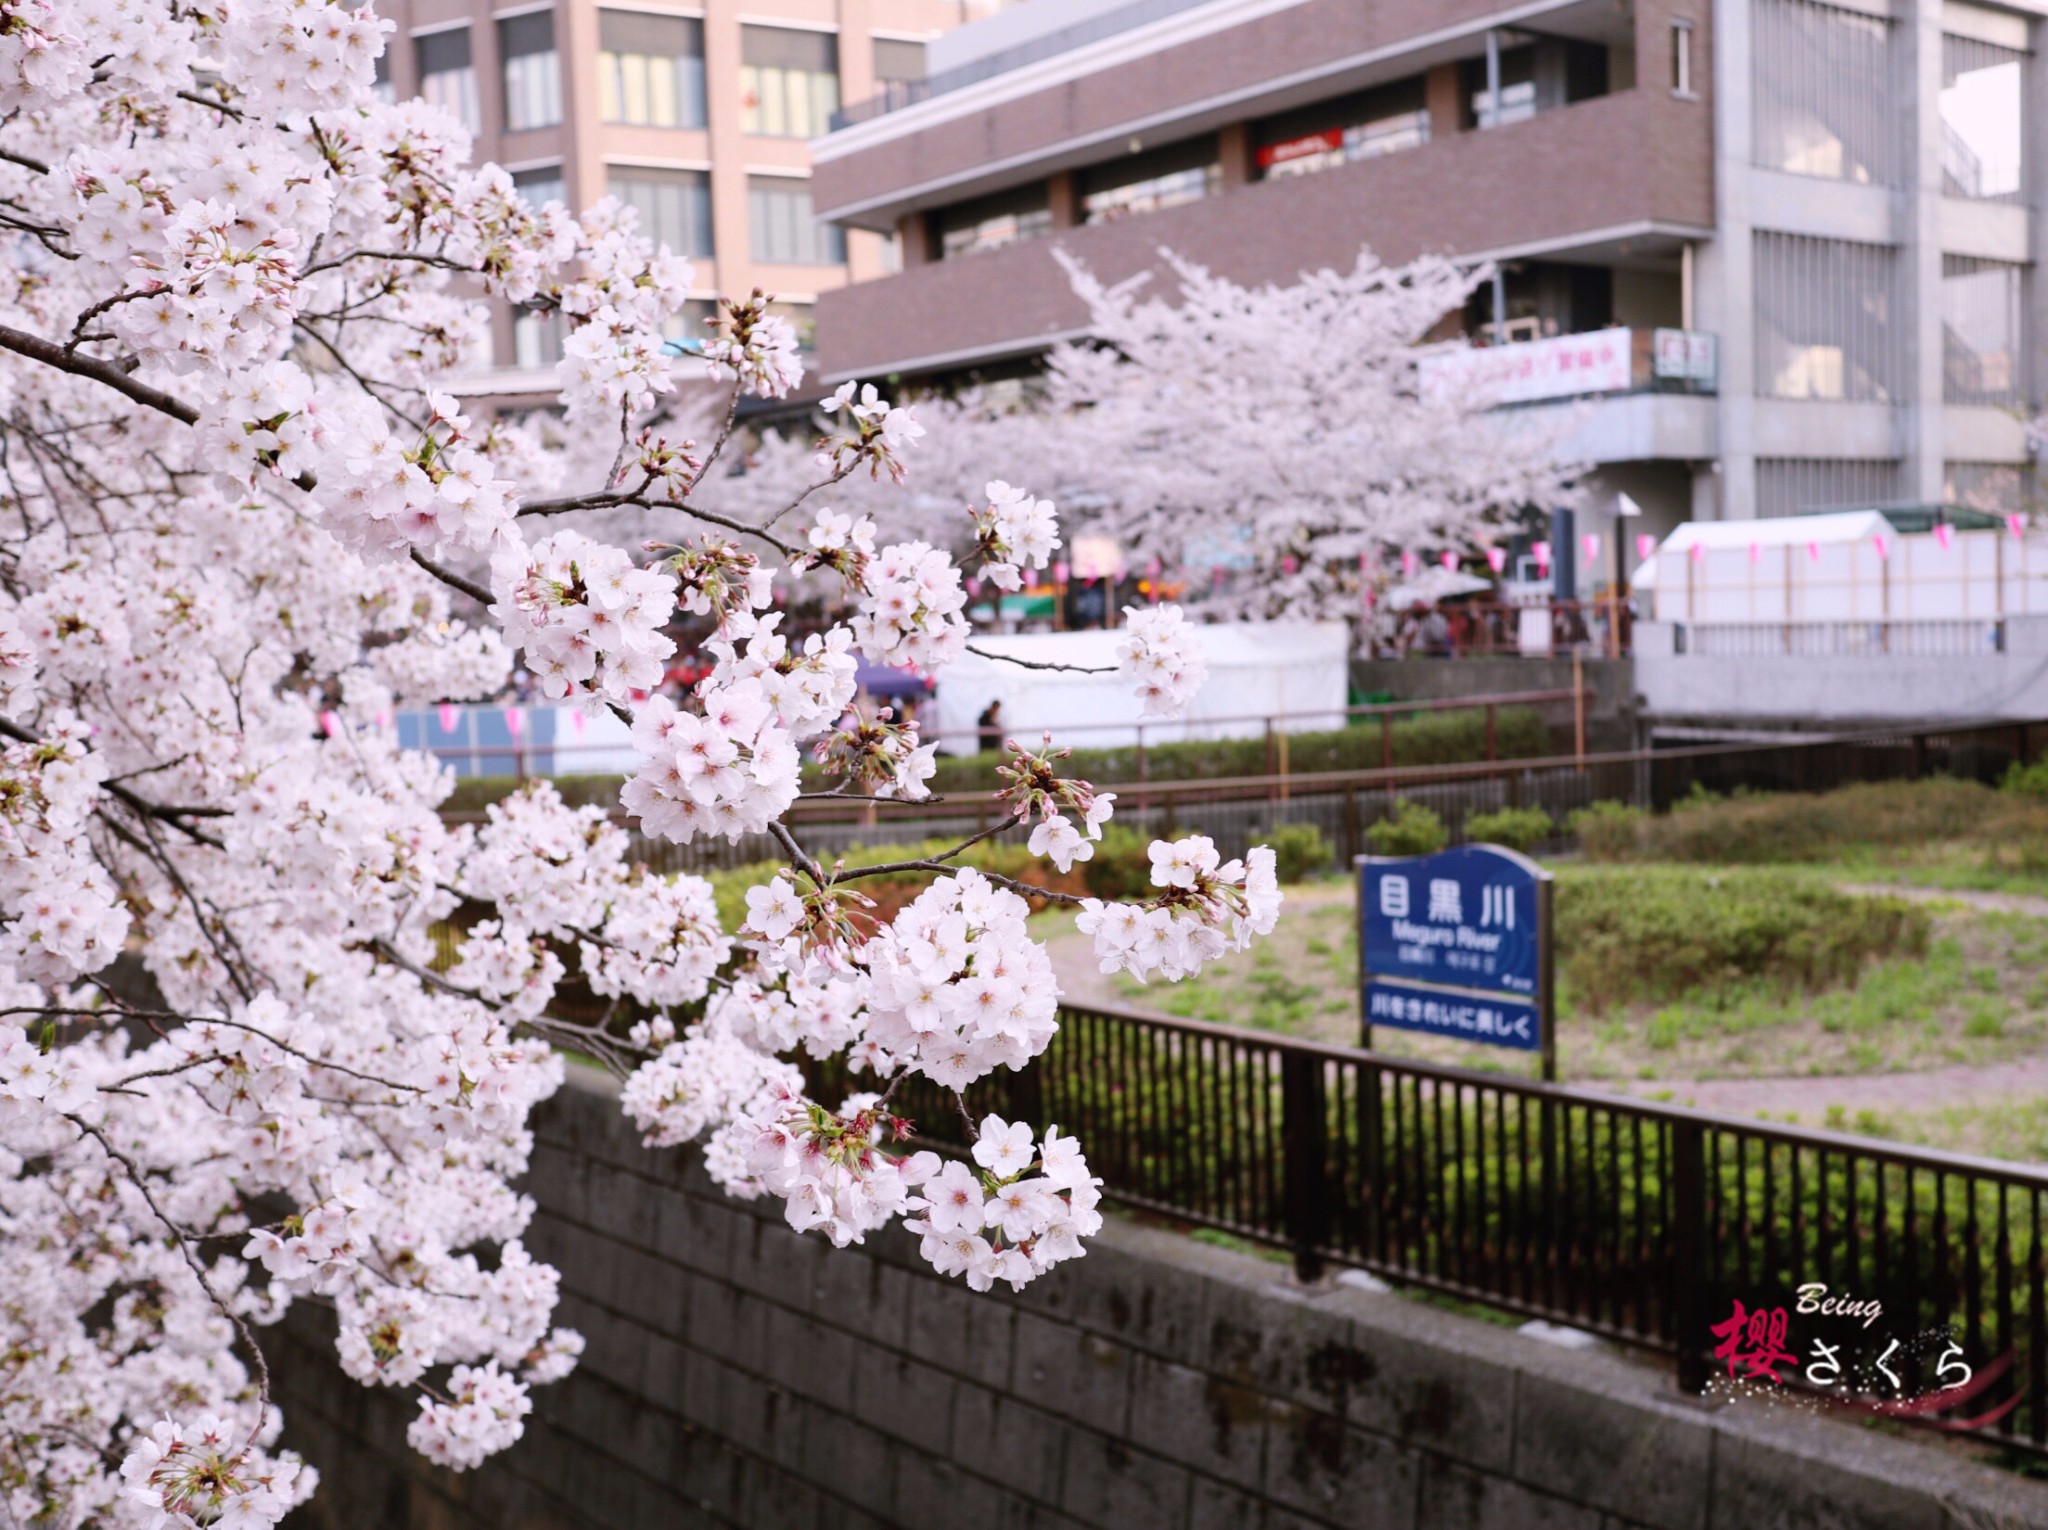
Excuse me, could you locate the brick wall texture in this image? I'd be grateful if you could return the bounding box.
[270,1070,2048,1530]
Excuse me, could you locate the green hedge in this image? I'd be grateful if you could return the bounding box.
[439,706,1556,815]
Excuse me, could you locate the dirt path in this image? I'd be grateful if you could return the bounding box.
[1592,1055,2048,1122]
[1836,882,2048,917]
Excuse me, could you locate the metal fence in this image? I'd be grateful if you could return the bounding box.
[597,717,2039,875]
[1678,619,2008,657]
[835,1001,2048,1457]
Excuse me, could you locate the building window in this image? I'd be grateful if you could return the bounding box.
[1754,232,1901,402]
[499,11,560,131]
[415,27,479,136]
[511,306,564,369]
[1255,79,1429,179]
[1671,19,1695,96]
[770,300,816,354]
[1943,33,2026,202]
[608,167,713,257]
[1756,458,1904,516]
[371,46,395,104]
[1465,44,1537,127]
[598,11,706,130]
[741,27,839,138]
[1752,0,1899,184]
[1946,462,2028,514]
[1943,256,2024,407]
[511,166,564,211]
[872,36,926,112]
[662,299,721,354]
[934,184,1052,259]
[748,176,846,266]
[1080,137,1221,224]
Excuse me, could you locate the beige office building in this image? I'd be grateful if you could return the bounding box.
[374,0,983,399]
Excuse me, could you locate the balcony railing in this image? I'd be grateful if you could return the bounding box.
[829,0,1215,129]
[1419,327,1718,407]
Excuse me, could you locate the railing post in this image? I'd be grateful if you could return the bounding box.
[1381,713,1394,771]
[1281,1051,1329,1283]
[1486,703,1497,762]
[1265,719,1278,803]
[1343,786,1360,863]
[1672,1118,1708,1395]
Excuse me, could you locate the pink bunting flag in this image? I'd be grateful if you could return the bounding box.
[1688,541,1705,563]
[1400,550,1418,576]
[1636,534,1656,563]
[1052,561,1070,584]
[569,709,586,739]
[965,576,982,597]
[1873,534,1889,561]
[1282,555,1299,575]
[1532,540,1551,573]
[376,709,393,731]
[2009,514,2027,540]
[437,702,458,733]
[505,707,524,739]
[1581,533,1600,564]
[1747,540,1761,564]
[1806,541,1821,563]
[1485,546,1507,574]
[1934,523,1954,552]
[1440,550,1458,571]
[318,710,339,738]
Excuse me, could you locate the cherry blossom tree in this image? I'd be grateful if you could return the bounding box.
[0,5,1280,1524]
[1035,249,1584,616]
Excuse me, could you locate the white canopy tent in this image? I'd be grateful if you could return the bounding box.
[928,621,1351,753]
[1632,512,2047,624]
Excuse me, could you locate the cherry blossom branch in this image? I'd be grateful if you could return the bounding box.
[0,324,200,425]
[964,643,1117,675]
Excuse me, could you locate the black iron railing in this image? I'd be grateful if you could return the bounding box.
[827,999,2048,1457]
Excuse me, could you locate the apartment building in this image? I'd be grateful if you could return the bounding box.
[374,0,979,400]
[806,0,2046,581]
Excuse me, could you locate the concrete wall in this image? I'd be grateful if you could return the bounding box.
[1636,619,2048,726]
[1350,656,1639,752]
[270,1069,2048,1530]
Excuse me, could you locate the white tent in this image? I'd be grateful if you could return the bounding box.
[928,621,1350,753]
[1632,512,2047,624]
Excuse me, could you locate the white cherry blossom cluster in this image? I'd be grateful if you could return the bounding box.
[706,617,859,736]
[1116,603,1210,717]
[811,707,939,802]
[663,535,775,637]
[970,480,1061,592]
[703,290,804,399]
[621,1016,803,1149]
[490,529,678,706]
[794,507,879,587]
[407,1362,533,1472]
[859,870,1061,1089]
[621,682,803,844]
[851,540,970,670]
[1077,838,1285,983]
[819,380,927,484]
[997,735,1118,874]
[906,1117,1102,1292]
[118,1417,312,1530]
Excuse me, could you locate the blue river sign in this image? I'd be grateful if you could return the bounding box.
[1358,842,1556,1074]
[1363,977,1542,1052]
[1359,843,1545,995]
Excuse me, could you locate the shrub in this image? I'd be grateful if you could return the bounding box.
[1464,806,1553,853]
[2003,761,2048,801]
[1637,777,2025,864]
[1081,824,1156,901]
[1568,801,1647,861]
[1261,822,1333,882]
[1556,866,1930,1013]
[1364,799,1448,857]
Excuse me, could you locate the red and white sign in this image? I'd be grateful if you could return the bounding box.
[1258,129,1342,169]
[1420,329,1635,406]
